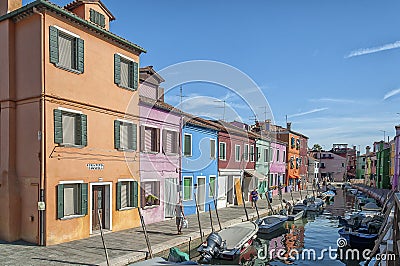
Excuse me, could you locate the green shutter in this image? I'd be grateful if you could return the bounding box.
[131,181,138,207]
[184,135,191,156]
[80,183,88,215]
[81,114,87,146]
[116,181,121,210]
[133,61,138,90]
[57,184,64,219]
[130,123,137,151]
[49,26,59,64]
[100,13,105,28]
[75,114,82,145]
[114,120,120,149]
[210,177,216,196]
[77,38,84,73]
[183,178,191,200]
[114,54,121,85]
[89,9,94,23]
[54,109,63,144]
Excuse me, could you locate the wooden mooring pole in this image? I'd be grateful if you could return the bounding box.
[138,207,153,259]
[194,192,203,242]
[209,182,222,230]
[97,210,110,266]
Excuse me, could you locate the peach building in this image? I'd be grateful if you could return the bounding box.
[0,0,146,245]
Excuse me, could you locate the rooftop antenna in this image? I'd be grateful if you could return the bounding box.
[285,115,288,125]
[259,106,269,121]
[214,100,226,121]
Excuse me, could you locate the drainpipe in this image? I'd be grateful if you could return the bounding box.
[33,7,45,246]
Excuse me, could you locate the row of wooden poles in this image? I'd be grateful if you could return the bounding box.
[97,181,318,265]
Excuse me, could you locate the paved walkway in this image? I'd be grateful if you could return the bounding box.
[0,187,316,266]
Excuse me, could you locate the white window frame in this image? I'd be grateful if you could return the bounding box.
[89,182,112,234]
[264,148,268,163]
[250,145,255,162]
[244,144,249,162]
[210,138,216,159]
[219,142,227,161]
[162,128,179,155]
[141,180,161,208]
[235,145,241,162]
[58,180,85,220]
[209,175,217,197]
[142,124,160,153]
[183,176,193,201]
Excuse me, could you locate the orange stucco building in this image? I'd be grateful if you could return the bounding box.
[0,0,145,245]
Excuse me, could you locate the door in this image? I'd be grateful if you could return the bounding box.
[217,175,227,208]
[197,177,206,212]
[227,176,234,205]
[165,178,178,218]
[92,185,106,231]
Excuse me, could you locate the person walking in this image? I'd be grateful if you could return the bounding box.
[250,188,259,208]
[175,199,185,235]
[267,188,273,204]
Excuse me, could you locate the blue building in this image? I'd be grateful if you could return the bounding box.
[181,117,219,215]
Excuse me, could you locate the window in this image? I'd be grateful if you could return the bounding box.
[210,139,216,159]
[209,176,216,197]
[57,183,88,219]
[114,54,138,90]
[219,142,226,160]
[183,177,193,200]
[256,147,260,161]
[264,148,269,163]
[250,145,255,162]
[163,130,179,154]
[114,120,137,151]
[140,126,160,153]
[183,134,192,157]
[342,163,345,167]
[244,144,249,161]
[117,180,139,210]
[296,139,300,150]
[90,8,105,28]
[235,145,241,162]
[291,137,295,148]
[290,157,294,169]
[283,151,286,162]
[269,174,274,186]
[276,150,280,162]
[49,26,84,73]
[54,109,87,146]
[296,158,300,169]
[140,181,160,208]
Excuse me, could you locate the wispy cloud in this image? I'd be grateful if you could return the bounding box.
[288,108,328,118]
[383,88,400,100]
[345,41,400,58]
[309,98,355,104]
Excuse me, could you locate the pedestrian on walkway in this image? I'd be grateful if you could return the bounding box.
[266,189,273,204]
[250,188,259,208]
[283,199,293,215]
[175,199,185,235]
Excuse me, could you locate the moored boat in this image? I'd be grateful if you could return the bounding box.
[197,221,258,263]
[287,210,304,221]
[256,215,288,234]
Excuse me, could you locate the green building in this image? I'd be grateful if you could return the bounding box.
[255,138,270,196]
[376,142,390,189]
[356,151,366,179]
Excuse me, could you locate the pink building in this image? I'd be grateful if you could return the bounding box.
[313,151,346,182]
[269,140,287,195]
[139,67,181,224]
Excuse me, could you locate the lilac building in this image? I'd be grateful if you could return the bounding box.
[139,67,181,224]
[393,125,400,191]
[269,140,287,196]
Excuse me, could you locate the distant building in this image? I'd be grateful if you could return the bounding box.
[394,126,400,191]
[375,141,390,189]
[331,144,357,180]
[356,151,366,179]
[313,150,346,182]
[307,155,319,184]
[365,145,377,187]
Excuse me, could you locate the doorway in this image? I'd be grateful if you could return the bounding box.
[90,183,111,234]
[164,178,178,218]
[197,177,206,212]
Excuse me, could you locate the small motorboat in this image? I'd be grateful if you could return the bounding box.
[293,202,308,213]
[348,188,358,195]
[197,221,258,263]
[321,190,336,201]
[348,229,378,250]
[362,202,382,212]
[256,215,288,234]
[338,227,351,243]
[287,210,304,221]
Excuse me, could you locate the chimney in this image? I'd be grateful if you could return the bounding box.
[366,146,370,154]
[396,125,400,137]
[286,122,292,131]
[0,0,22,16]
[353,145,356,151]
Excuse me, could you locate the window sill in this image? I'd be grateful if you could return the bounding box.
[117,148,137,152]
[60,214,85,220]
[117,84,137,91]
[55,63,82,74]
[142,205,160,210]
[141,151,160,154]
[118,207,136,211]
[59,144,85,149]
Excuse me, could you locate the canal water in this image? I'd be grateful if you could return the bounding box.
[193,188,368,265]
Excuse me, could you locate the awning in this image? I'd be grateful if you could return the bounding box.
[289,175,300,179]
[244,170,267,181]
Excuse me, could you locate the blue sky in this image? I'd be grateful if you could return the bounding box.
[24,0,400,152]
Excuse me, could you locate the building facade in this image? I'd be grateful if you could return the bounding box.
[394,126,400,191]
[139,67,181,224]
[356,151,366,180]
[314,151,346,182]
[181,118,219,215]
[269,139,287,196]
[0,0,146,245]
[376,141,390,189]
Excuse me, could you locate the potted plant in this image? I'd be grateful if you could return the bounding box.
[145,194,159,206]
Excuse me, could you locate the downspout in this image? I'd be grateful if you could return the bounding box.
[33,7,45,246]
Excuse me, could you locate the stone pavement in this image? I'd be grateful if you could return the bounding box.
[0,187,315,266]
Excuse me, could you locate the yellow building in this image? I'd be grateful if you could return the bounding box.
[0,0,145,245]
